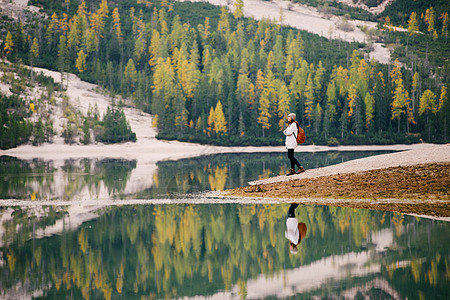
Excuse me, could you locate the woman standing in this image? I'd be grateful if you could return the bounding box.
[283,113,305,176]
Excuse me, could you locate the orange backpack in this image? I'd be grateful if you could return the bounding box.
[294,121,306,144]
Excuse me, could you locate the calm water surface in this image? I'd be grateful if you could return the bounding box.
[0,152,449,299]
[1,151,394,200]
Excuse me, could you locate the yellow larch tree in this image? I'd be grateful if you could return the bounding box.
[75,50,87,73]
[390,59,402,83]
[441,12,448,40]
[123,58,137,91]
[60,13,69,36]
[46,13,59,43]
[148,29,161,67]
[391,78,411,132]
[408,12,419,36]
[112,7,123,44]
[233,0,244,19]
[214,100,227,134]
[67,16,80,52]
[266,50,274,73]
[419,89,437,139]
[424,7,435,33]
[347,83,358,118]
[438,85,447,111]
[178,59,199,100]
[336,65,349,96]
[384,16,392,31]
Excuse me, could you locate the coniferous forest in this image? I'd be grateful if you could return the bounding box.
[0,0,449,148]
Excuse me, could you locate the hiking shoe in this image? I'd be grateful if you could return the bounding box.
[296,166,305,174]
[286,168,296,176]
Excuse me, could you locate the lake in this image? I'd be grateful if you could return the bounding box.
[0,151,449,299]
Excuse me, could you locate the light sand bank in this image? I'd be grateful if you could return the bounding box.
[250,143,450,185]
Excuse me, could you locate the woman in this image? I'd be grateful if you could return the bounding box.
[283,113,305,176]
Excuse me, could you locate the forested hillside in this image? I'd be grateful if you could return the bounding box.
[0,0,449,148]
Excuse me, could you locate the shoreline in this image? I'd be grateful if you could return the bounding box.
[0,142,425,164]
[222,144,450,219]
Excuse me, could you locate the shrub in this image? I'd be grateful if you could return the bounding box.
[327,137,339,146]
[96,106,136,143]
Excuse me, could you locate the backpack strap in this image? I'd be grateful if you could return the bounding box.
[293,121,299,139]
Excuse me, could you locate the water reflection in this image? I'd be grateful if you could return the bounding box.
[0,204,448,299]
[0,151,395,200]
[285,203,307,255]
[0,156,137,201]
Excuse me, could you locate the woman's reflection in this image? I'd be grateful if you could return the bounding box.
[285,203,307,254]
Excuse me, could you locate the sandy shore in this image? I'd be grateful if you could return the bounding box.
[220,144,450,221]
[250,143,450,185]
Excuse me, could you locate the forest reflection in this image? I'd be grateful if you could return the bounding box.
[0,204,448,299]
[0,151,395,200]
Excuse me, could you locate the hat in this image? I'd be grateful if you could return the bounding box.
[288,113,296,120]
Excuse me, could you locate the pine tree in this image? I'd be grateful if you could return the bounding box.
[30,37,39,80]
[412,72,419,115]
[46,13,59,46]
[277,83,290,131]
[236,73,251,122]
[373,71,388,133]
[364,93,375,130]
[207,106,215,135]
[258,90,271,136]
[86,27,98,54]
[190,40,200,67]
[284,55,294,79]
[57,35,68,89]
[314,61,325,98]
[273,35,285,76]
[313,103,323,134]
[326,81,337,124]
[304,74,314,127]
